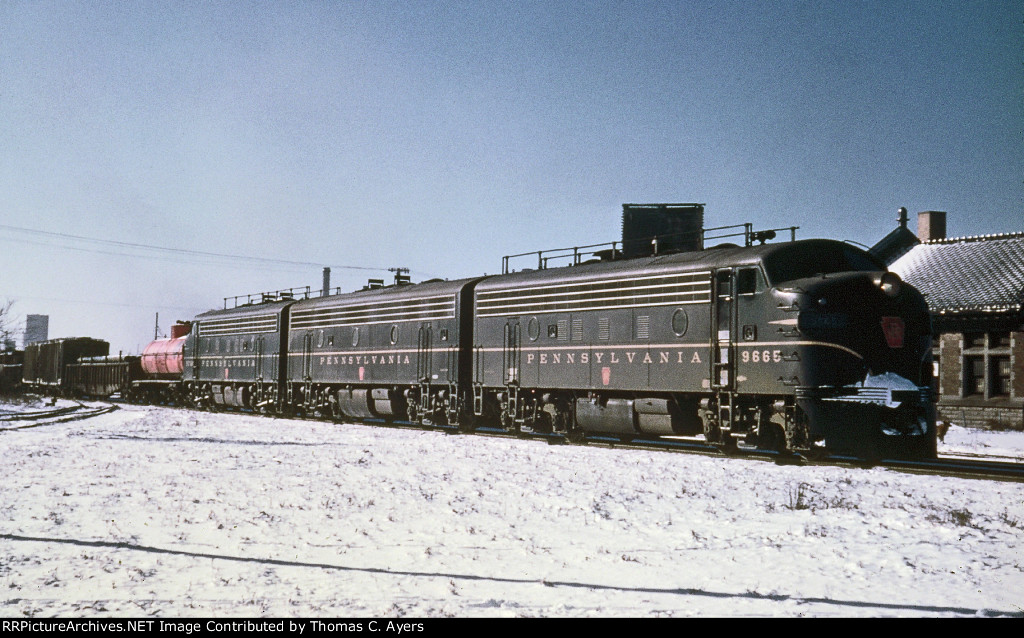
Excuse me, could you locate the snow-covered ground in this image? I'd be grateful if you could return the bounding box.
[1,396,1022,618]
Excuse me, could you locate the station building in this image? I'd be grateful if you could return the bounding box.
[873,209,1024,429]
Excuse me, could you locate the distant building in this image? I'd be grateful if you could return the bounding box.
[874,211,1024,429]
[24,314,49,346]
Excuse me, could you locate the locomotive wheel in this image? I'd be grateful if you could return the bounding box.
[565,427,586,445]
[716,435,738,455]
[532,411,554,435]
[702,419,722,445]
[456,414,476,434]
[758,416,788,453]
[196,385,216,411]
[499,410,519,434]
[784,413,810,451]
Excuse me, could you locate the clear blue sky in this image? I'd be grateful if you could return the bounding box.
[1,1,1021,353]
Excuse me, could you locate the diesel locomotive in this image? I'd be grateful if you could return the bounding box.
[174,205,936,460]
[19,204,939,460]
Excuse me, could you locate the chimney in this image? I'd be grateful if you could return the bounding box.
[917,211,947,242]
[621,203,704,258]
[322,267,331,296]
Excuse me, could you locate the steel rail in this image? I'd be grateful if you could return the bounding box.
[33,397,1024,482]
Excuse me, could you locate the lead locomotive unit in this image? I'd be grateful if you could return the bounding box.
[470,207,935,460]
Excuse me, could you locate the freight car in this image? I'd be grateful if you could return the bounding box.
[21,338,109,393]
[0,350,23,394]
[131,321,191,403]
[65,356,142,398]
[26,325,193,402]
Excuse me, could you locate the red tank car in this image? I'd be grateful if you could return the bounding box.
[129,322,191,404]
[140,322,190,378]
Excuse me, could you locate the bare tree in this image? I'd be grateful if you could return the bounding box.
[0,298,20,352]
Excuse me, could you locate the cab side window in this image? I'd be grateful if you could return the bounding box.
[737,268,764,295]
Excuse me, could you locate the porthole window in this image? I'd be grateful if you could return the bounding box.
[527,317,540,341]
[390,325,400,344]
[672,308,689,337]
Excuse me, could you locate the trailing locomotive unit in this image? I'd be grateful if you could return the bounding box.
[472,205,936,459]
[284,276,482,425]
[183,299,294,410]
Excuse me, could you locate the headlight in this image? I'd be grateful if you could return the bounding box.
[879,272,901,297]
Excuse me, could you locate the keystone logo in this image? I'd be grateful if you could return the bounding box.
[880,317,905,349]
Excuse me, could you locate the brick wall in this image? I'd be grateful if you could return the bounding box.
[1013,332,1024,400]
[937,403,1024,431]
[938,333,961,397]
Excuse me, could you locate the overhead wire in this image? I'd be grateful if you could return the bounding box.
[0,223,394,273]
[3,292,209,313]
[0,235,319,274]
[0,222,448,315]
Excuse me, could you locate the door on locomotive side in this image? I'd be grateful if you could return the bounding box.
[416,322,433,383]
[711,268,735,391]
[502,319,521,386]
[186,321,201,383]
[733,265,772,394]
[254,336,265,380]
[301,331,313,381]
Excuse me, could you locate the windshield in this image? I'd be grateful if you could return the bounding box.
[762,242,883,285]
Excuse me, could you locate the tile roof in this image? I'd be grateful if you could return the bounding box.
[888,233,1024,315]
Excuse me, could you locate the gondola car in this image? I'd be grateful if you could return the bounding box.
[65,355,142,398]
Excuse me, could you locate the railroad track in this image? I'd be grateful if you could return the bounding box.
[8,397,1024,481]
[937,449,1023,464]
[878,456,1024,483]
[463,426,1024,482]
[0,402,119,431]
